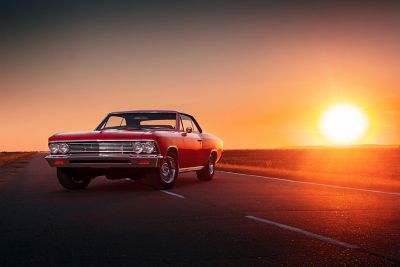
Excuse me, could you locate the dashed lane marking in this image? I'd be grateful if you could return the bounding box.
[160,190,185,199]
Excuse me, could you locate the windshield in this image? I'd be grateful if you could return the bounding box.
[97,112,177,130]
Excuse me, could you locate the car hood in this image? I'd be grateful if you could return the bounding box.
[49,130,154,142]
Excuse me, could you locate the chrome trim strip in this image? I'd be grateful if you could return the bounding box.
[48,154,163,159]
[179,166,204,173]
[64,151,148,153]
[45,154,163,168]
[48,139,157,143]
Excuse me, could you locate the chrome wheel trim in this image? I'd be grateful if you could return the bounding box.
[209,156,215,175]
[160,157,176,184]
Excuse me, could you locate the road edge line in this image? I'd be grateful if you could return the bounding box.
[245,215,359,250]
[219,171,400,196]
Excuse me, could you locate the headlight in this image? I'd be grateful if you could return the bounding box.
[59,143,69,154]
[143,141,155,153]
[49,143,59,154]
[133,142,144,154]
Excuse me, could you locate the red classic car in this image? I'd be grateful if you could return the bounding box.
[45,110,223,190]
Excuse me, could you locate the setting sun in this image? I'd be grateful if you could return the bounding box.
[319,104,368,145]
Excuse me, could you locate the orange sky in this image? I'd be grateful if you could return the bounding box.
[1,2,399,151]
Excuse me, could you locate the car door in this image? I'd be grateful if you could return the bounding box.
[189,116,210,165]
[180,114,202,168]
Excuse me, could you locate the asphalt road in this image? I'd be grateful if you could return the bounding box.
[1,153,399,266]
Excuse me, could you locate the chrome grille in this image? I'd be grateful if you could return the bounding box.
[67,141,134,153]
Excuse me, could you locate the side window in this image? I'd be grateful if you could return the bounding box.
[181,115,193,131]
[190,120,199,133]
[103,116,126,129]
[181,115,199,133]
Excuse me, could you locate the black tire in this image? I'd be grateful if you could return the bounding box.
[148,155,178,190]
[57,168,91,190]
[196,153,216,181]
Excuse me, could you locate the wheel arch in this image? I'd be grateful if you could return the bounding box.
[210,149,218,161]
[166,146,178,160]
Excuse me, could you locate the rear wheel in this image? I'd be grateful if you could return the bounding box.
[57,168,91,190]
[196,153,216,181]
[148,155,178,189]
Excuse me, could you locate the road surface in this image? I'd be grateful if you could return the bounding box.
[1,153,399,266]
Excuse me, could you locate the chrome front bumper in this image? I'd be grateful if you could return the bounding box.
[45,154,163,168]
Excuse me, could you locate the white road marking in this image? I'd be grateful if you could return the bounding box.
[125,178,185,198]
[245,215,360,250]
[160,190,185,199]
[125,179,185,199]
[219,171,400,196]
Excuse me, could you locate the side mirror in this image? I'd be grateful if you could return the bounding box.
[186,127,193,133]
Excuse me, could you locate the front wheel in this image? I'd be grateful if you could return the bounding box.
[148,156,178,190]
[57,168,91,190]
[196,154,216,181]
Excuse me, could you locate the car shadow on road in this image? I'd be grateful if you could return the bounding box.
[45,178,150,196]
[47,173,207,196]
[127,174,205,191]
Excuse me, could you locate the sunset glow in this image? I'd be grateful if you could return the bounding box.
[0,2,399,151]
[319,104,368,145]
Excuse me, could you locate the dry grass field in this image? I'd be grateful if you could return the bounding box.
[218,147,400,192]
[0,152,36,166]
